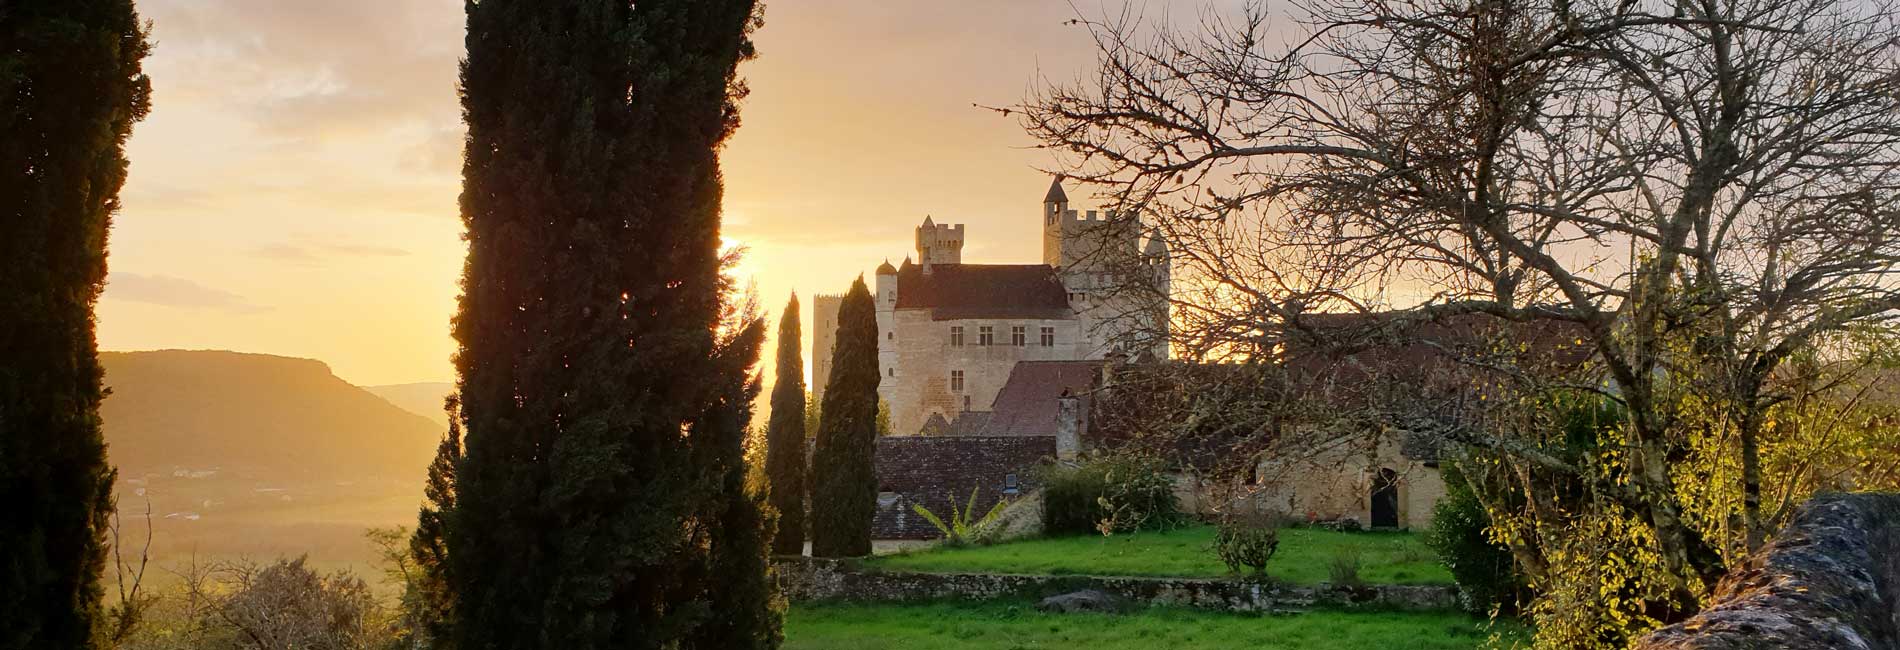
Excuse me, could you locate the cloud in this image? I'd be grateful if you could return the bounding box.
[105,272,272,314]
[252,240,411,265]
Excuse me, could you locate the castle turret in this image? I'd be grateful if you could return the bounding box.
[915,215,964,269]
[1042,178,1069,267]
[875,258,898,308]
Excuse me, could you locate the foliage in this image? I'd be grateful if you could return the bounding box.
[0,1,152,647]
[867,525,1448,586]
[766,294,809,555]
[810,278,881,557]
[1014,0,1900,646]
[400,396,461,647]
[784,600,1520,650]
[446,0,772,647]
[911,488,1010,548]
[1425,464,1525,615]
[1039,452,1185,536]
[1212,515,1279,576]
[114,556,397,650]
[1326,547,1364,587]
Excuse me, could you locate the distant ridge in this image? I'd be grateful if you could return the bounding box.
[100,350,442,480]
[366,381,455,429]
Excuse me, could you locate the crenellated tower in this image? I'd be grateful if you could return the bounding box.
[915,216,964,268]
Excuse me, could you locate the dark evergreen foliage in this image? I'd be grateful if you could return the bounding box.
[1427,464,1529,616]
[446,0,771,647]
[809,278,880,558]
[0,2,151,647]
[406,396,462,647]
[765,294,808,555]
[688,315,781,649]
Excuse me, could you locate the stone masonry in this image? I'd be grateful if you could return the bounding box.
[1636,492,1900,650]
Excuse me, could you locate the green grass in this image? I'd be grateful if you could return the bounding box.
[864,525,1452,586]
[784,600,1517,650]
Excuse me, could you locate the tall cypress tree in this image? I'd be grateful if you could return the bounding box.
[764,294,807,555]
[447,1,768,648]
[406,396,461,647]
[810,278,879,558]
[0,2,151,648]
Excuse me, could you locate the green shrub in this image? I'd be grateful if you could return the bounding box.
[913,487,1010,547]
[1425,463,1527,615]
[1213,515,1280,576]
[1038,452,1185,536]
[1327,546,1364,586]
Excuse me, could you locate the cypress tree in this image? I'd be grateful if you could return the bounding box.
[810,278,880,558]
[0,2,151,648]
[447,1,769,648]
[764,294,807,555]
[406,396,461,647]
[688,314,779,649]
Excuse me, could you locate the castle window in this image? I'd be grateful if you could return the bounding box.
[951,370,964,392]
[1011,325,1026,346]
[950,326,964,347]
[978,326,994,346]
[963,395,971,410]
[1040,327,1055,346]
[888,367,894,377]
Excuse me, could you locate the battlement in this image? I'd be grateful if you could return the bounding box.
[915,216,965,266]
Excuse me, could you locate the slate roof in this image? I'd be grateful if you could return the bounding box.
[983,360,1105,436]
[1044,178,1069,203]
[894,261,1073,321]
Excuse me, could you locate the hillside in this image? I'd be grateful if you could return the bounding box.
[365,381,455,429]
[98,350,446,571]
[101,350,442,480]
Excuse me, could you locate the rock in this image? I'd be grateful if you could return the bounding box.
[1036,589,1126,613]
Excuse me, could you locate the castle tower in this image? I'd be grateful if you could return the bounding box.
[1042,178,1069,267]
[914,216,964,268]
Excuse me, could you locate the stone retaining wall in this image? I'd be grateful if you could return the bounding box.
[773,556,1457,613]
[1636,492,1900,649]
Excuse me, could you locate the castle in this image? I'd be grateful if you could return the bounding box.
[812,179,1170,436]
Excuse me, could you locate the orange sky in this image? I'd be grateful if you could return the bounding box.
[98,1,1142,388]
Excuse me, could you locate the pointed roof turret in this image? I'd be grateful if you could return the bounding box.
[1145,234,1168,256]
[1043,177,1069,204]
[921,214,936,227]
[876,259,897,275]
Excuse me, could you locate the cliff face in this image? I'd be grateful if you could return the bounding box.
[100,350,441,480]
[1636,493,1900,650]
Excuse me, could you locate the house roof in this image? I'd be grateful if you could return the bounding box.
[895,261,1073,321]
[983,360,1105,436]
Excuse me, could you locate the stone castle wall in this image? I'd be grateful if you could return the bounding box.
[879,309,1083,436]
[1636,492,1900,650]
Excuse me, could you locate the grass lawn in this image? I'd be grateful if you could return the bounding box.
[784,600,1517,650]
[864,525,1452,586]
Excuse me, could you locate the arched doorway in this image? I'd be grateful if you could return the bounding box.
[1370,468,1400,528]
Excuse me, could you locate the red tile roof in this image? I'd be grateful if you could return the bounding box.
[983,360,1105,436]
[895,261,1073,321]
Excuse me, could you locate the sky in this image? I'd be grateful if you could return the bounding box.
[98,0,1130,388]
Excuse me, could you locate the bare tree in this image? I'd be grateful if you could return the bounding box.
[1011,0,1900,638]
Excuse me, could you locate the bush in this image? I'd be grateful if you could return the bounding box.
[913,487,1010,547]
[1213,515,1280,576]
[1327,547,1364,586]
[1425,463,1527,615]
[1039,452,1185,536]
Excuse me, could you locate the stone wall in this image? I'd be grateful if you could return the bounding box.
[773,557,1457,613]
[1636,492,1900,650]
[872,435,1056,539]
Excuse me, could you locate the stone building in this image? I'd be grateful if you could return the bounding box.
[811,179,1170,436]
[809,293,842,404]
